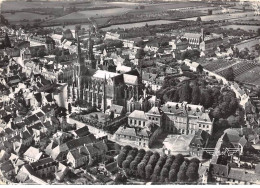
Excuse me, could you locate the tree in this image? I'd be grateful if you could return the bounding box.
[4,33,11,48]
[160,167,169,182]
[148,127,163,148]
[137,162,146,179]
[115,173,127,184]
[117,153,127,168]
[225,67,235,81]
[191,84,201,105]
[68,103,72,114]
[169,169,178,182]
[122,160,131,170]
[37,48,46,58]
[179,81,192,103]
[145,164,153,180]
[196,16,202,22]
[186,162,199,182]
[135,48,145,59]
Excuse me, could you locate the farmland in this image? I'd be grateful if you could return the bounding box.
[217,61,258,78]
[235,66,260,85]
[3,12,53,23]
[203,59,237,72]
[182,11,257,21]
[221,25,260,32]
[102,20,179,31]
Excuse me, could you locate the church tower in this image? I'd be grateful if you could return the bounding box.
[76,29,83,101]
[102,75,107,113]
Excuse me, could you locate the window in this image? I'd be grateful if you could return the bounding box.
[134,120,136,125]
[156,118,158,121]
[207,125,209,128]
[143,122,145,127]
[139,121,141,125]
[203,125,205,128]
[199,124,201,127]
[149,117,151,120]
[152,118,154,120]
[130,119,132,124]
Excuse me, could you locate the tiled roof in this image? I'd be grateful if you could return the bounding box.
[147,106,162,116]
[31,157,55,168]
[115,126,136,137]
[128,110,147,120]
[123,74,138,85]
[74,126,90,138]
[24,146,42,160]
[110,104,124,114]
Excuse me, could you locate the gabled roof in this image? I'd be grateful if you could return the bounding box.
[147,106,162,116]
[123,74,138,85]
[115,126,136,137]
[23,146,43,161]
[31,157,55,168]
[110,104,124,114]
[74,126,90,138]
[128,110,147,120]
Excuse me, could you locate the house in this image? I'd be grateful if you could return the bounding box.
[67,147,89,168]
[161,101,213,135]
[145,106,163,127]
[200,37,223,56]
[50,134,97,161]
[84,141,108,166]
[105,161,118,176]
[23,146,44,163]
[31,157,57,178]
[169,38,188,51]
[189,130,210,157]
[53,131,73,145]
[55,162,69,181]
[114,126,150,148]
[209,163,260,184]
[72,126,90,138]
[128,110,147,128]
[106,104,125,118]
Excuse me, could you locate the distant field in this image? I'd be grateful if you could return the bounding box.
[47,7,131,24]
[102,20,179,31]
[3,12,52,23]
[182,11,256,21]
[1,1,68,11]
[221,25,260,32]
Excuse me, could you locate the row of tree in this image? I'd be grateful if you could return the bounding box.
[117,145,200,183]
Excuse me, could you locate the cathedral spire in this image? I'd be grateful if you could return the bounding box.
[102,74,107,113]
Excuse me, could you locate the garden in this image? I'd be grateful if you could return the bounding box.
[116,145,201,184]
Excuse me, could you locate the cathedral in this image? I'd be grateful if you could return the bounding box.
[68,29,144,112]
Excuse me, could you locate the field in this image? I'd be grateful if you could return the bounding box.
[217,61,258,78]
[221,25,260,32]
[182,11,256,21]
[1,1,69,11]
[46,7,131,24]
[204,59,237,72]
[102,20,179,31]
[235,66,260,85]
[234,37,260,52]
[3,12,52,23]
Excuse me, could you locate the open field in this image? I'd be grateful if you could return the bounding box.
[102,20,179,31]
[221,25,260,32]
[3,12,52,23]
[46,7,131,24]
[1,1,69,11]
[235,66,260,85]
[182,11,256,21]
